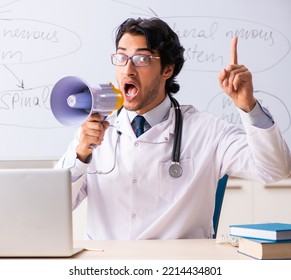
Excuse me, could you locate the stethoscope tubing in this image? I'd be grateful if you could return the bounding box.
[169,96,183,163]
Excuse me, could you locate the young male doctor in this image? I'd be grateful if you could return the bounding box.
[56,17,291,240]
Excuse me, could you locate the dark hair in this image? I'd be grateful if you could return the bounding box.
[115,17,185,94]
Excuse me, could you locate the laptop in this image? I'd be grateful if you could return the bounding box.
[0,168,83,257]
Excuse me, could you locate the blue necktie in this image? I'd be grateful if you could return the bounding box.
[133,115,145,137]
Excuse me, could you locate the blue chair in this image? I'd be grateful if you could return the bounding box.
[213,174,228,238]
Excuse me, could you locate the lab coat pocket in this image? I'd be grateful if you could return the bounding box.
[158,158,194,202]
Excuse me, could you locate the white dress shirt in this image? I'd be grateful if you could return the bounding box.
[56,95,291,240]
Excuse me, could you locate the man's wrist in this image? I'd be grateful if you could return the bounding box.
[238,100,274,129]
[77,152,92,164]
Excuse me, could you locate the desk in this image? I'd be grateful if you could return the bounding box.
[73,239,250,260]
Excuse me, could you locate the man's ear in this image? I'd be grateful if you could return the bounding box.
[162,64,175,79]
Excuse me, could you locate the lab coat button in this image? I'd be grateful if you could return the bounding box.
[133,179,137,183]
[131,213,136,219]
[134,142,139,147]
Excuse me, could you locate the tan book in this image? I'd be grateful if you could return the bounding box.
[238,237,291,260]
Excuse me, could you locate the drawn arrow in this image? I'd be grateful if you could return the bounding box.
[3,64,25,89]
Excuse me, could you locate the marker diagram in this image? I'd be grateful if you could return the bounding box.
[0,0,81,128]
[0,0,290,159]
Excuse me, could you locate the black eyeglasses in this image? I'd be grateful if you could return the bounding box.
[111,53,160,67]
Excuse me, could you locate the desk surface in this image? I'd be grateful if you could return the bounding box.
[73,239,250,260]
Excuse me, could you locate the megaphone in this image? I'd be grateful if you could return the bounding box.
[50,76,124,126]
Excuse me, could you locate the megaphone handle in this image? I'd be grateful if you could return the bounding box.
[88,113,109,150]
[90,144,97,149]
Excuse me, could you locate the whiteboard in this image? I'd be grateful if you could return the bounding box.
[0,0,290,160]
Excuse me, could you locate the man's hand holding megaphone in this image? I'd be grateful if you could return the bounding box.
[76,113,110,162]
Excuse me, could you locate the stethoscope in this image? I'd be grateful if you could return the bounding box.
[87,95,183,178]
[168,95,183,178]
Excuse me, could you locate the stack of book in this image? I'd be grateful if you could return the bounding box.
[229,222,291,259]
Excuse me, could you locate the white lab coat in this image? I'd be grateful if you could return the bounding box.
[57,104,291,240]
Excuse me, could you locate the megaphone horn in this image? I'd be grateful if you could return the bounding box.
[50,76,124,126]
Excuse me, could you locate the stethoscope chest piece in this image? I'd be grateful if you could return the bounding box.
[169,162,183,178]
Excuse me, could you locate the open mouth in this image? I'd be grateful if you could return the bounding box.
[123,81,139,98]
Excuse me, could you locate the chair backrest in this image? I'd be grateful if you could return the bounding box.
[212,174,228,238]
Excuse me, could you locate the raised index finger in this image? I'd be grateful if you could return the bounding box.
[230,36,238,65]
